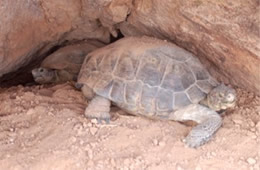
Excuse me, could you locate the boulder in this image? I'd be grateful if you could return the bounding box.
[0,0,110,81]
[119,0,260,94]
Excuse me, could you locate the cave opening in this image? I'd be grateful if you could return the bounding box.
[0,30,125,88]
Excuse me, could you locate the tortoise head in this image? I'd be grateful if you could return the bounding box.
[32,67,56,84]
[207,83,236,111]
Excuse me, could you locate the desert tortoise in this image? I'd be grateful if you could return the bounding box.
[77,36,236,148]
[32,40,104,84]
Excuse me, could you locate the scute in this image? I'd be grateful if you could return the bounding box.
[174,92,192,109]
[94,74,113,99]
[114,52,139,80]
[186,58,209,80]
[110,79,125,103]
[99,51,118,73]
[162,63,195,92]
[137,53,164,86]
[84,54,105,73]
[79,72,100,89]
[125,81,142,105]
[196,80,215,93]
[140,85,158,116]
[152,45,192,62]
[156,89,174,112]
[187,85,207,103]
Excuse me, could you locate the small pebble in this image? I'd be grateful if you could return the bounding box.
[82,122,89,128]
[249,122,255,127]
[70,136,77,143]
[91,119,98,124]
[87,160,94,166]
[152,139,159,146]
[86,122,92,127]
[251,134,257,139]
[9,93,16,99]
[26,108,34,115]
[256,122,260,132]
[89,127,98,135]
[247,131,256,138]
[176,165,184,170]
[124,158,130,165]
[87,150,93,159]
[9,128,15,132]
[38,89,53,97]
[247,157,257,165]
[76,163,80,167]
[211,152,217,156]
[110,158,116,167]
[79,140,84,145]
[73,123,83,130]
[232,119,243,125]
[195,165,202,170]
[158,141,166,147]
[90,142,97,147]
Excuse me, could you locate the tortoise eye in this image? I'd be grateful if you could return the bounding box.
[39,68,44,72]
[226,93,235,102]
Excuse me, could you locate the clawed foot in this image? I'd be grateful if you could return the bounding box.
[84,95,111,124]
[183,124,214,148]
[183,133,211,148]
[85,110,111,124]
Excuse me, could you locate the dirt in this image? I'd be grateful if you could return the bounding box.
[0,83,259,170]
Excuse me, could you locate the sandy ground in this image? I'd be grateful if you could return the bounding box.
[0,83,259,170]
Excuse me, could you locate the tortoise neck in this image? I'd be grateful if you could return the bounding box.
[199,97,209,108]
[53,70,59,82]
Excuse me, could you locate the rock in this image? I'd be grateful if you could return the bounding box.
[211,152,217,157]
[176,165,184,170]
[0,0,110,86]
[26,108,34,115]
[232,119,243,125]
[195,165,202,170]
[87,160,94,166]
[152,139,159,146]
[246,157,257,165]
[256,122,260,132]
[90,119,99,124]
[110,158,116,167]
[123,158,130,165]
[158,141,166,147]
[248,120,255,127]
[231,114,244,125]
[87,150,93,160]
[70,136,77,143]
[119,0,260,95]
[89,127,98,135]
[38,89,54,97]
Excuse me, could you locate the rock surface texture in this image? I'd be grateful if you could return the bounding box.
[119,0,260,95]
[0,0,111,81]
[0,0,259,94]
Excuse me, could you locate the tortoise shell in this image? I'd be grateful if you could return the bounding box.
[78,36,218,117]
[41,40,104,74]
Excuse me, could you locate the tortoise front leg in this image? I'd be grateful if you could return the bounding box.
[84,95,111,124]
[169,104,222,148]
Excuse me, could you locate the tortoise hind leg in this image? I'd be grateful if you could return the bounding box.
[84,95,111,124]
[169,104,222,148]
